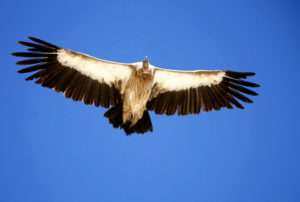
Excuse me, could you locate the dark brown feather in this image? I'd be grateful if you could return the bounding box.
[73,75,88,101]
[177,91,185,115]
[109,85,118,106]
[153,95,164,115]
[206,86,221,110]
[12,52,55,57]
[16,58,51,65]
[223,77,259,87]
[105,84,112,108]
[93,82,101,106]
[99,83,110,108]
[84,80,96,105]
[194,88,202,113]
[223,86,253,103]
[18,62,52,73]
[200,87,211,112]
[27,47,55,52]
[211,85,233,109]
[223,80,258,96]
[219,84,244,109]
[41,66,69,88]
[157,93,171,115]
[28,37,60,49]
[54,69,77,92]
[189,88,195,114]
[82,78,93,105]
[184,89,190,115]
[63,72,81,99]
[225,71,255,79]
[163,92,175,115]
[18,41,56,50]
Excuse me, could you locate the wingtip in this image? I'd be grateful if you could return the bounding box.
[17,41,29,46]
[225,71,257,79]
[244,72,256,77]
[28,36,38,42]
[11,52,22,57]
[248,82,260,88]
[28,36,41,42]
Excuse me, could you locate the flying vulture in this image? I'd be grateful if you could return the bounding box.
[12,37,259,135]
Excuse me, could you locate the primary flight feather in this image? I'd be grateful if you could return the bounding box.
[12,37,259,135]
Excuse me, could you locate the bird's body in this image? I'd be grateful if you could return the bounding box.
[13,37,259,135]
[122,63,153,125]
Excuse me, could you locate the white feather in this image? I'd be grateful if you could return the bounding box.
[57,49,132,86]
[152,66,225,91]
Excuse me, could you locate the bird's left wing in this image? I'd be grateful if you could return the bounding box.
[147,66,259,115]
[13,37,134,108]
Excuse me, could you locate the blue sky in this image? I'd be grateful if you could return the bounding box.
[1,0,300,201]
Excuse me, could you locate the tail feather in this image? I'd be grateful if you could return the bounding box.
[104,103,153,135]
[104,103,123,128]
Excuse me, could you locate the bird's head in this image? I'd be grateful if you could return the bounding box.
[142,56,149,69]
[138,56,153,79]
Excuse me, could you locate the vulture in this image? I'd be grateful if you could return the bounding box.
[12,37,259,135]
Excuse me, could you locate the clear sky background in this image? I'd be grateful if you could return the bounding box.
[1,0,300,201]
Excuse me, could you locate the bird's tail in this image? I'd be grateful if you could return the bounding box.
[104,103,153,135]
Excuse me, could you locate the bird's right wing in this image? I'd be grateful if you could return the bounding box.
[13,37,134,108]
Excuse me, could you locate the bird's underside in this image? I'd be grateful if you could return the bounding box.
[13,37,259,135]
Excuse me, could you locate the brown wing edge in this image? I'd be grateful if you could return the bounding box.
[12,37,121,108]
[147,71,260,115]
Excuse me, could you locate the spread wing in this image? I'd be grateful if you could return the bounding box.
[147,66,259,115]
[12,37,133,108]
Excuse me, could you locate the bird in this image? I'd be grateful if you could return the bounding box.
[12,37,259,135]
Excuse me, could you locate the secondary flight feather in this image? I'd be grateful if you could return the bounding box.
[12,37,259,135]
